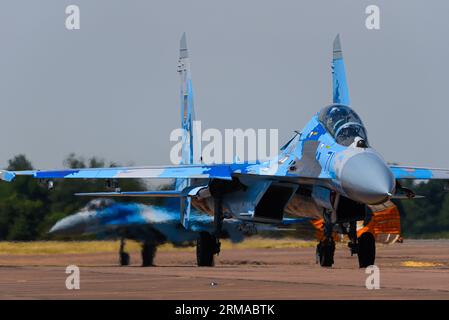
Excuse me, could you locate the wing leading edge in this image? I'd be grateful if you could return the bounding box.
[1,162,333,189]
[389,165,449,180]
[0,164,233,182]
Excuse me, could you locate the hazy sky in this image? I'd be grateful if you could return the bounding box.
[1,0,448,169]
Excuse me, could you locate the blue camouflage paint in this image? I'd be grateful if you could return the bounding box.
[35,170,81,178]
[332,58,350,105]
[97,203,147,226]
[303,123,326,141]
[0,171,16,182]
[390,167,433,179]
[18,165,233,181]
[332,35,350,105]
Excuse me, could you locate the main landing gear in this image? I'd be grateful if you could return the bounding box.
[141,241,157,267]
[119,238,158,267]
[196,232,220,266]
[119,237,130,266]
[316,210,335,267]
[196,194,222,267]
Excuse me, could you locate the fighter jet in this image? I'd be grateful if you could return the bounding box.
[49,198,306,266]
[48,198,244,266]
[2,33,449,268]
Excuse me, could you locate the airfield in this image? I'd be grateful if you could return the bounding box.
[0,239,448,299]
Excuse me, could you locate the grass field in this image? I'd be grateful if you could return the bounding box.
[0,238,316,255]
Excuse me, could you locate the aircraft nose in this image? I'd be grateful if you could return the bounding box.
[340,152,395,205]
[49,213,89,236]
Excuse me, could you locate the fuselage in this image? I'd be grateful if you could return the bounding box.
[51,105,396,230]
[49,199,246,243]
[191,104,396,222]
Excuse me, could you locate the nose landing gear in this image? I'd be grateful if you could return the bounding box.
[316,212,377,268]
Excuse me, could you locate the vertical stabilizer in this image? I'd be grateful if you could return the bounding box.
[176,32,196,229]
[177,32,196,165]
[332,34,350,105]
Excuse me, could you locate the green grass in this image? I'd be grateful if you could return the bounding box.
[0,238,316,255]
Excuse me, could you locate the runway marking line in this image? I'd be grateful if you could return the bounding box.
[401,261,444,268]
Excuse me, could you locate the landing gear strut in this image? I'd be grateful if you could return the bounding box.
[119,238,130,266]
[196,194,222,267]
[316,210,335,267]
[347,220,358,256]
[141,241,157,267]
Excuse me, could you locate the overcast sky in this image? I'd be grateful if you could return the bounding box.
[0,0,448,169]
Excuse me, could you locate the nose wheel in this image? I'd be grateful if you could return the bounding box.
[357,232,376,268]
[347,221,376,268]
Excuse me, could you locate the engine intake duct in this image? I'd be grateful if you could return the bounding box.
[254,183,296,223]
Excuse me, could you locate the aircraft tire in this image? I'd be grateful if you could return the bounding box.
[119,252,130,266]
[357,232,376,268]
[141,242,157,267]
[317,238,335,267]
[196,232,216,267]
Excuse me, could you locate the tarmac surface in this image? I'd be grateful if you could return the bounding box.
[0,239,448,299]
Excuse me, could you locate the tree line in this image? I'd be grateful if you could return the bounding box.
[0,154,151,240]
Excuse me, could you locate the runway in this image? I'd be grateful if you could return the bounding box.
[0,239,448,299]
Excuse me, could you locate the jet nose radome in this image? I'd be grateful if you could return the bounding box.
[340,152,395,205]
[49,213,89,236]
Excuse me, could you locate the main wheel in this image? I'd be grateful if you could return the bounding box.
[357,232,376,268]
[196,232,219,267]
[119,252,130,266]
[141,242,157,267]
[317,238,335,267]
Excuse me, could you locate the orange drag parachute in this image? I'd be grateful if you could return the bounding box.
[311,201,402,244]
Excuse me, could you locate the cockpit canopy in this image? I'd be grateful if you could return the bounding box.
[318,104,368,147]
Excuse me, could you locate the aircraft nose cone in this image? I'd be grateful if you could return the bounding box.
[340,152,395,205]
[49,213,89,236]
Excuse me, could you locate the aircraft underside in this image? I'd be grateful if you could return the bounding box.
[187,178,378,268]
[192,191,323,220]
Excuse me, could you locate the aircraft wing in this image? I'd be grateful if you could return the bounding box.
[1,161,332,184]
[389,165,449,180]
[0,164,233,182]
